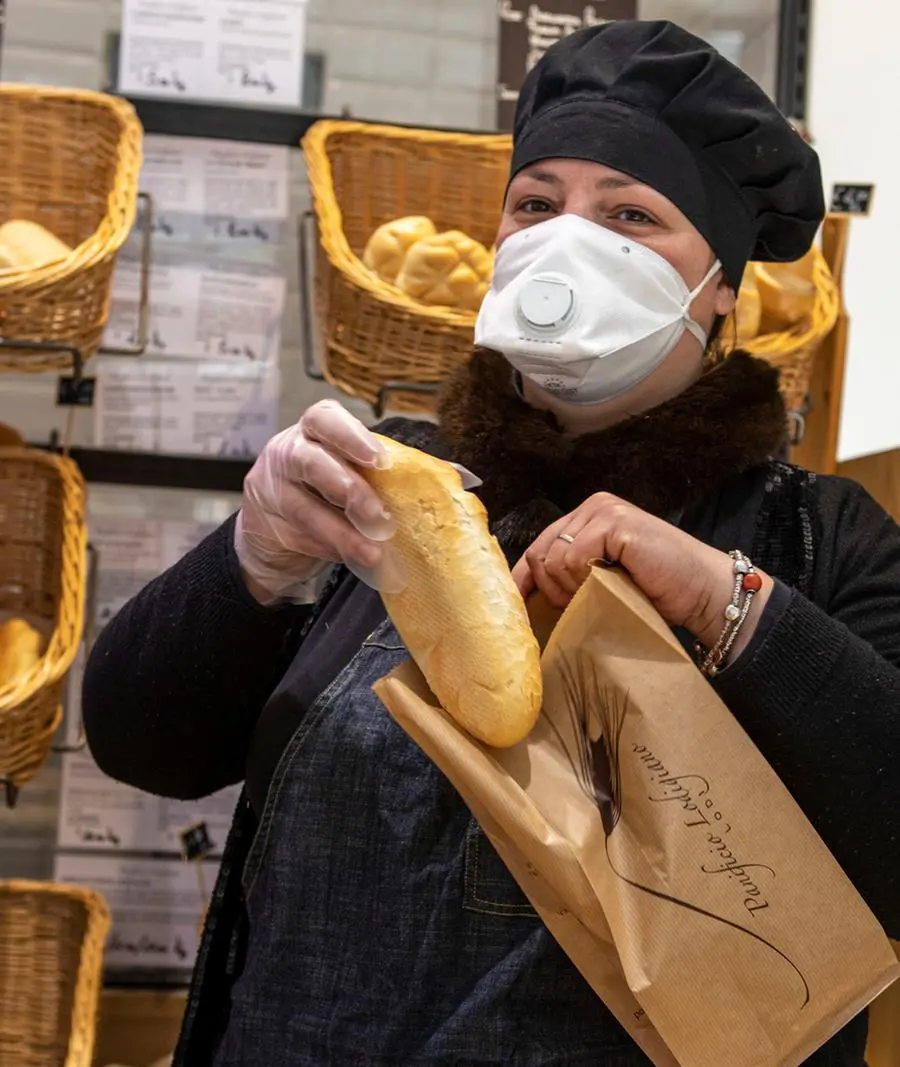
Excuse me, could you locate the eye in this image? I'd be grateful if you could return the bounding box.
[515,197,555,216]
[612,207,657,226]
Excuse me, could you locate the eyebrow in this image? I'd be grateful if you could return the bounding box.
[595,176,639,191]
[520,168,640,191]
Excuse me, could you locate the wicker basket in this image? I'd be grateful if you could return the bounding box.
[0,85,143,372]
[303,120,511,412]
[741,244,840,416]
[0,880,110,1067]
[0,447,87,800]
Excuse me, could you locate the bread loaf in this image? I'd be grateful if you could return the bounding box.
[363,435,542,747]
[395,230,493,311]
[0,220,72,270]
[734,268,762,346]
[0,619,44,688]
[755,247,817,331]
[362,216,437,283]
[0,423,25,447]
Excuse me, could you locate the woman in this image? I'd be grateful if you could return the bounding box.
[84,21,899,1067]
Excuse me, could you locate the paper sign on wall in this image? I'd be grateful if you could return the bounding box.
[119,0,309,108]
[54,853,218,974]
[128,136,291,256]
[58,749,240,855]
[103,262,286,363]
[58,515,240,855]
[54,515,240,975]
[93,359,280,458]
[88,515,222,628]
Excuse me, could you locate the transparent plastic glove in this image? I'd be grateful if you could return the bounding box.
[450,464,483,491]
[235,399,403,605]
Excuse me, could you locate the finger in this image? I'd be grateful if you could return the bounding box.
[270,485,384,568]
[243,426,297,510]
[287,437,394,540]
[529,559,573,610]
[511,556,535,598]
[545,542,598,595]
[240,512,343,576]
[345,543,407,595]
[521,539,574,609]
[540,515,597,595]
[522,516,572,570]
[300,400,388,469]
[547,553,588,595]
[516,519,573,608]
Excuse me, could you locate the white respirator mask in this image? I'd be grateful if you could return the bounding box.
[474,213,721,405]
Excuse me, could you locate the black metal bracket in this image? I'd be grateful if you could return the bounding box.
[122,94,497,147]
[52,542,98,757]
[125,95,324,147]
[97,190,155,358]
[786,410,807,447]
[28,443,252,493]
[786,393,812,448]
[298,210,325,384]
[373,382,440,420]
[0,338,84,380]
[776,0,812,121]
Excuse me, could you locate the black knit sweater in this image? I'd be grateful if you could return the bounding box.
[82,456,900,938]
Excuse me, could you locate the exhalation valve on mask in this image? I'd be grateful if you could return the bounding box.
[517,273,576,331]
[475,213,720,406]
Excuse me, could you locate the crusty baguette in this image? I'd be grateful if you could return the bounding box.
[363,435,542,747]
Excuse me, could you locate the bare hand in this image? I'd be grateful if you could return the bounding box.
[511,492,772,654]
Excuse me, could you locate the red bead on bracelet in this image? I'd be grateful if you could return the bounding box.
[742,572,763,592]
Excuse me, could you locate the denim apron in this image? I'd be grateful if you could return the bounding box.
[211,602,647,1066]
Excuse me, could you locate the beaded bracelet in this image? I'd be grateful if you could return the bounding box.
[695,550,762,678]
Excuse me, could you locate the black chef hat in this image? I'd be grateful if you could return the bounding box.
[511,20,825,286]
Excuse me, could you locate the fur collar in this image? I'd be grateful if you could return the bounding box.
[437,349,785,551]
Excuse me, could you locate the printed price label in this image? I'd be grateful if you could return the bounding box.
[830,184,875,216]
[57,376,97,407]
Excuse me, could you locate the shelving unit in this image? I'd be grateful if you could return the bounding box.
[22,97,477,490]
[17,0,815,490]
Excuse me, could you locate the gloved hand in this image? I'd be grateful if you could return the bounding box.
[235,400,398,605]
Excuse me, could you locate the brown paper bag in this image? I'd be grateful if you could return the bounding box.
[374,566,900,1067]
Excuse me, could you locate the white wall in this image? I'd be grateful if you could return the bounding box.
[808,0,900,462]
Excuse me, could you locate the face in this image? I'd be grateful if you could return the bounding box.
[496,158,737,431]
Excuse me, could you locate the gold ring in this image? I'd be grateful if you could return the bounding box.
[557,532,576,544]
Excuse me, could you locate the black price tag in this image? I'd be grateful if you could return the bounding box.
[830,184,875,217]
[56,376,96,407]
[180,821,214,861]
